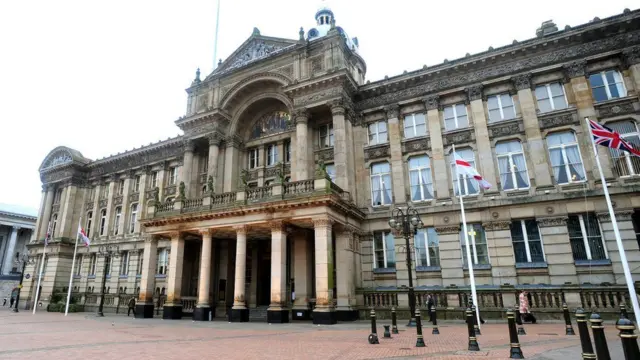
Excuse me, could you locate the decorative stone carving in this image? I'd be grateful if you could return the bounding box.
[563,60,587,78]
[250,111,292,139]
[537,216,568,227]
[511,73,532,90]
[384,104,400,120]
[546,206,554,214]
[293,109,310,124]
[43,151,73,169]
[233,224,247,235]
[423,95,439,110]
[310,55,323,73]
[482,221,511,231]
[240,169,250,188]
[364,144,391,160]
[444,129,474,145]
[51,204,60,214]
[184,139,196,153]
[488,120,523,138]
[315,159,329,179]
[466,84,484,101]
[152,187,160,204]
[224,40,286,71]
[269,220,285,231]
[99,199,108,208]
[114,196,123,206]
[225,135,244,149]
[596,100,636,118]
[313,217,334,228]
[165,185,177,196]
[43,170,73,183]
[492,212,499,219]
[207,175,214,193]
[316,148,334,161]
[85,202,94,211]
[401,137,431,153]
[597,210,634,222]
[207,131,224,146]
[129,193,139,203]
[623,46,640,66]
[295,88,342,107]
[273,64,294,78]
[538,111,578,130]
[435,225,460,234]
[329,99,346,116]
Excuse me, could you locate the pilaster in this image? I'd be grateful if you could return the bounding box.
[194,229,213,321]
[330,101,351,192]
[39,187,55,240]
[597,211,640,283]
[466,84,498,192]
[335,227,358,321]
[385,104,406,204]
[537,216,578,285]
[435,225,464,286]
[424,96,449,199]
[292,231,312,320]
[135,235,158,318]
[223,136,242,192]
[483,221,516,284]
[182,140,195,197]
[230,225,248,322]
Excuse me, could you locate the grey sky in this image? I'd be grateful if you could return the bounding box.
[0,0,634,211]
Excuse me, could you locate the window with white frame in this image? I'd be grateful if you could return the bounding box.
[325,164,336,182]
[105,256,112,276]
[444,103,469,131]
[487,93,516,122]
[86,212,92,237]
[120,251,129,276]
[403,113,427,138]
[117,179,125,195]
[150,171,158,188]
[129,204,138,234]
[284,140,291,163]
[535,83,568,113]
[248,148,259,169]
[54,189,63,204]
[496,140,529,190]
[168,167,177,185]
[546,132,585,184]
[408,156,433,201]
[415,228,440,267]
[510,220,545,263]
[52,213,58,236]
[451,148,479,196]
[200,156,209,174]
[136,250,143,275]
[606,121,640,177]
[133,175,141,192]
[368,121,388,145]
[568,213,607,261]
[113,207,121,235]
[99,209,107,236]
[266,144,278,166]
[89,254,97,276]
[589,70,627,102]
[460,224,489,266]
[88,187,95,201]
[370,162,392,206]
[74,255,82,275]
[157,248,170,275]
[319,124,334,148]
[372,231,396,269]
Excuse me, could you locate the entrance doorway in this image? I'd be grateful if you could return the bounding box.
[256,240,271,306]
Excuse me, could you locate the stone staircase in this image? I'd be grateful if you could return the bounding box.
[249,306,268,322]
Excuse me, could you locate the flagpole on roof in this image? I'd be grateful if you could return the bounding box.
[64,217,82,316]
[586,117,640,324]
[213,0,221,70]
[452,144,481,329]
[32,221,51,315]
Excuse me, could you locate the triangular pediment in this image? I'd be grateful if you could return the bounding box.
[210,34,298,76]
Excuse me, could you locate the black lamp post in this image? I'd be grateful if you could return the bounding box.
[388,207,424,327]
[12,253,36,313]
[97,244,119,317]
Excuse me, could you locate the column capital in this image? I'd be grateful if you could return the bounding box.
[183,139,196,153]
[597,210,634,222]
[511,73,532,91]
[293,108,310,124]
[329,99,346,116]
[313,217,334,229]
[384,104,400,120]
[422,95,440,111]
[225,134,244,149]
[269,220,285,232]
[465,84,484,102]
[537,216,568,228]
[623,46,640,66]
[165,231,182,240]
[207,131,224,147]
[199,228,214,237]
[142,234,159,243]
[233,225,247,235]
[563,60,587,79]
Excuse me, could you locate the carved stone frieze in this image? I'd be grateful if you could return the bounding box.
[85,202,94,211]
[623,46,640,66]
[98,199,108,208]
[364,144,391,161]
[443,129,474,145]
[88,140,184,178]
[51,204,60,214]
[315,148,334,161]
[563,60,587,78]
[401,137,431,153]
[466,84,484,101]
[537,216,568,227]
[511,73,532,90]
[293,87,342,107]
[597,210,634,222]
[482,221,511,231]
[223,40,288,71]
[435,225,460,235]
[423,95,439,111]
[129,193,140,203]
[488,120,523,138]
[595,99,636,118]
[384,104,400,120]
[264,166,279,178]
[538,110,579,130]
[43,170,74,183]
[114,196,123,206]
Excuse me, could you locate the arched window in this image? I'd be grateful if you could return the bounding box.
[250,111,291,139]
[113,207,122,235]
[86,211,93,237]
[99,209,107,236]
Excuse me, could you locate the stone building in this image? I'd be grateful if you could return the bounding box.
[21,6,640,323]
[0,204,36,303]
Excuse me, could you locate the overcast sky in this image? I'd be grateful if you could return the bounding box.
[0,0,635,212]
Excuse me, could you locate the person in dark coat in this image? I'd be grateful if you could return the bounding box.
[127,297,136,316]
[426,295,435,323]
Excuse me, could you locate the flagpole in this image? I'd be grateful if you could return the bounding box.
[586,117,640,324]
[212,0,221,70]
[64,218,82,316]
[452,144,481,328]
[32,221,50,315]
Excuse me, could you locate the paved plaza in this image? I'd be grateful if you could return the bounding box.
[0,311,633,359]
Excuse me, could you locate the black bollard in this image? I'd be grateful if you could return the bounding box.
[620,303,628,320]
[415,309,426,347]
[589,312,611,360]
[383,325,391,338]
[431,305,439,335]
[368,309,379,344]
[507,308,524,359]
[466,307,480,351]
[616,317,640,360]
[515,308,526,336]
[575,309,595,359]
[391,306,399,334]
[563,303,576,335]
[471,304,482,336]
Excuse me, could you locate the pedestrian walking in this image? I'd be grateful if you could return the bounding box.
[426,295,435,324]
[519,290,536,323]
[127,297,136,317]
[2,298,6,306]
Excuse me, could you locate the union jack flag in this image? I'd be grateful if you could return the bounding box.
[589,119,640,157]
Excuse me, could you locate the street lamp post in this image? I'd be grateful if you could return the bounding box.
[388,207,424,327]
[97,244,120,317]
[12,253,36,313]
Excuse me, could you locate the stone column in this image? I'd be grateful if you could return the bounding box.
[135,236,158,318]
[2,226,20,274]
[466,85,498,191]
[182,140,195,197]
[164,232,185,319]
[483,221,517,285]
[598,211,640,283]
[194,229,213,321]
[118,174,132,236]
[292,231,312,320]
[512,74,553,189]
[207,132,222,191]
[330,100,351,192]
[268,220,289,323]
[386,104,407,204]
[32,186,48,242]
[537,216,578,285]
[39,187,55,240]
[230,225,248,322]
[58,184,79,239]
[223,136,242,192]
[424,96,449,200]
[103,179,116,238]
[335,227,357,321]
[436,225,464,286]
[313,217,336,325]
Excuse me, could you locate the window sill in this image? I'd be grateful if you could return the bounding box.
[558,182,587,191]
[402,134,428,142]
[73,275,82,279]
[371,205,392,211]
[155,274,167,278]
[373,267,397,274]
[515,262,548,269]
[593,96,635,107]
[463,264,492,270]
[88,275,96,279]
[503,189,530,197]
[488,116,523,125]
[119,275,128,279]
[575,259,612,266]
[416,266,441,272]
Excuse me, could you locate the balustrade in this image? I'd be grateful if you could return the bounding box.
[283,179,315,195]
[183,198,203,212]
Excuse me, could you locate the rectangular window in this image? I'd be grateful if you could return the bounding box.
[89,254,97,276]
[451,149,479,196]
[319,124,334,148]
[403,113,427,138]
[444,103,469,131]
[136,250,144,275]
[52,214,58,236]
[248,148,259,169]
[120,251,129,276]
[284,140,291,163]
[589,70,626,102]
[75,255,82,276]
[487,93,516,122]
[408,155,433,201]
[370,162,392,206]
[415,228,440,267]
[88,187,95,201]
[157,248,170,275]
[129,204,138,234]
[535,83,568,113]
[99,209,107,236]
[267,144,278,166]
[568,213,607,261]
[547,132,586,184]
[86,212,93,237]
[496,140,529,190]
[113,207,121,235]
[105,256,112,276]
[117,179,125,196]
[372,231,396,269]
[150,171,158,188]
[325,164,336,182]
[54,189,63,204]
[460,224,489,266]
[133,175,141,192]
[368,121,388,145]
[510,220,545,263]
[607,121,640,177]
[168,167,177,185]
